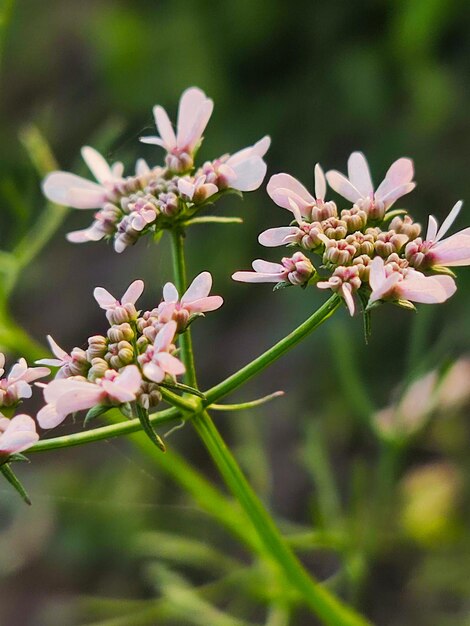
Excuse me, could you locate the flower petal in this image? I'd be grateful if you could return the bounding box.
[182,272,212,303]
[258,227,299,247]
[347,152,373,198]
[226,155,267,191]
[154,321,177,353]
[325,170,362,203]
[42,172,105,208]
[314,163,326,200]
[93,287,117,309]
[267,174,314,207]
[435,201,463,242]
[375,157,414,203]
[155,352,186,376]
[232,271,284,283]
[81,146,114,184]
[153,105,177,150]
[121,280,144,305]
[163,282,179,303]
[185,295,223,313]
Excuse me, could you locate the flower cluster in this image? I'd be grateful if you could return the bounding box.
[0,354,48,461]
[42,88,270,252]
[36,273,223,429]
[233,152,469,314]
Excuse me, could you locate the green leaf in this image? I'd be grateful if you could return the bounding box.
[273,281,290,291]
[83,404,111,427]
[135,404,166,452]
[0,463,32,505]
[430,265,456,278]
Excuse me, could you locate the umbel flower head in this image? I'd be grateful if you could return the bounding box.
[42,87,270,253]
[36,273,223,428]
[233,151,469,316]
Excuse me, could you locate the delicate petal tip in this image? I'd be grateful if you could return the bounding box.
[182,272,212,303]
[81,146,113,184]
[314,163,326,200]
[121,280,145,305]
[93,287,116,309]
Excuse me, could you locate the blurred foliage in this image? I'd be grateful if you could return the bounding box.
[0,0,469,625]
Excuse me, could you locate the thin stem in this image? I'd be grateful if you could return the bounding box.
[169,231,369,626]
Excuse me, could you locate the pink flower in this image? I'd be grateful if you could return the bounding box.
[139,321,186,383]
[0,355,49,407]
[368,257,456,306]
[216,136,270,192]
[37,365,142,429]
[94,280,144,324]
[158,272,223,329]
[140,87,214,166]
[36,336,89,379]
[0,414,39,458]
[232,252,314,286]
[405,201,470,269]
[266,164,336,221]
[178,175,218,203]
[317,266,362,316]
[42,146,124,209]
[259,198,324,249]
[326,152,415,220]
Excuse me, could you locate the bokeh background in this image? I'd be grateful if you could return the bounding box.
[0,1,469,624]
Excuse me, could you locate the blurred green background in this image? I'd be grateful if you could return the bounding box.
[0,0,469,624]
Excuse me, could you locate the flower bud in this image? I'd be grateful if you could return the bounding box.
[68,347,90,376]
[165,151,193,173]
[310,200,337,222]
[375,231,409,258]
[321,217,348,240]
[341,207,368,232]
[346,232,375,257]
[281,252,314,286]
[157,191,179,217]
[87,335,108,360]
[352,254,372,280]
[88,357,109,382]
[117,341,134,365]
[106,303,138,326]
[389,215,421,240]
[405,238,431,269]
[323,239,356,266]
[297,222,324,250]
[107,323,134,343]
[137,382,162,409]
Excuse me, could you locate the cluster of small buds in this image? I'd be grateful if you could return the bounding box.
[42,88,270,253]
[36,273,223,430]
[233,151,470,316]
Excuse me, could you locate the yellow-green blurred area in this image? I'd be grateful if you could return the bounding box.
[0,1,469,624]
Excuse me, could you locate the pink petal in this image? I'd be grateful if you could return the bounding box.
[314,163,326,200]
[21,366,50,383]
[135,158,150,175]
[121,280,144,305]
[426,215,439,241]
[232,271,285,283]
[111,162,124,178]
[226,136,270,168]
[178,178,195,199]
[47,335,68,361]
[81,146,114,184]
[176,87,208,147]
[143,362,165,383]
[227,156,267,192]
[258,227,299,247]
[139,136,167,147]
[369,272,402,303]
[55,385,104,416]
[368,257,386,291]
[113,365,142,395]
[182,272,212,303]
[93,287,117,309]
[67,224,106,243]
[182,99,214,152]
[153,105,177,150]
[37,403,63,429]
[0,415,38,454]
[325,170,362,203]
[35,358,63,367]
[185,295,223,313]
[155,352,186,376]
[267,174,314,207]
[163,282,179,303]
[252,135,271,157]
[435,201,463,242]
[375,157,414,203]
[341,283,356,316]
[399,274,456,304]
[347,152,373,198]
[154,321,177,353]
[378,182,416,209]
[42,172,105,209]
[252,259,285,273]
[432,229,470,266]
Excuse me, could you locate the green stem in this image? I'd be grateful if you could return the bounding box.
[169,231,369,626]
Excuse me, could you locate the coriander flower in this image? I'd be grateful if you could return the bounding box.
[0,414,39,460]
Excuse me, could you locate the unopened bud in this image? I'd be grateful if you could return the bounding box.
[87,335,108,360]
[321,217,348,240]
[341,207,368,232]
[281,252,314,286]
[88,357,109,382]
[375,231,409,258]
[389,215,421,240]
[323,239,356,266]
[310,200,337,222]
